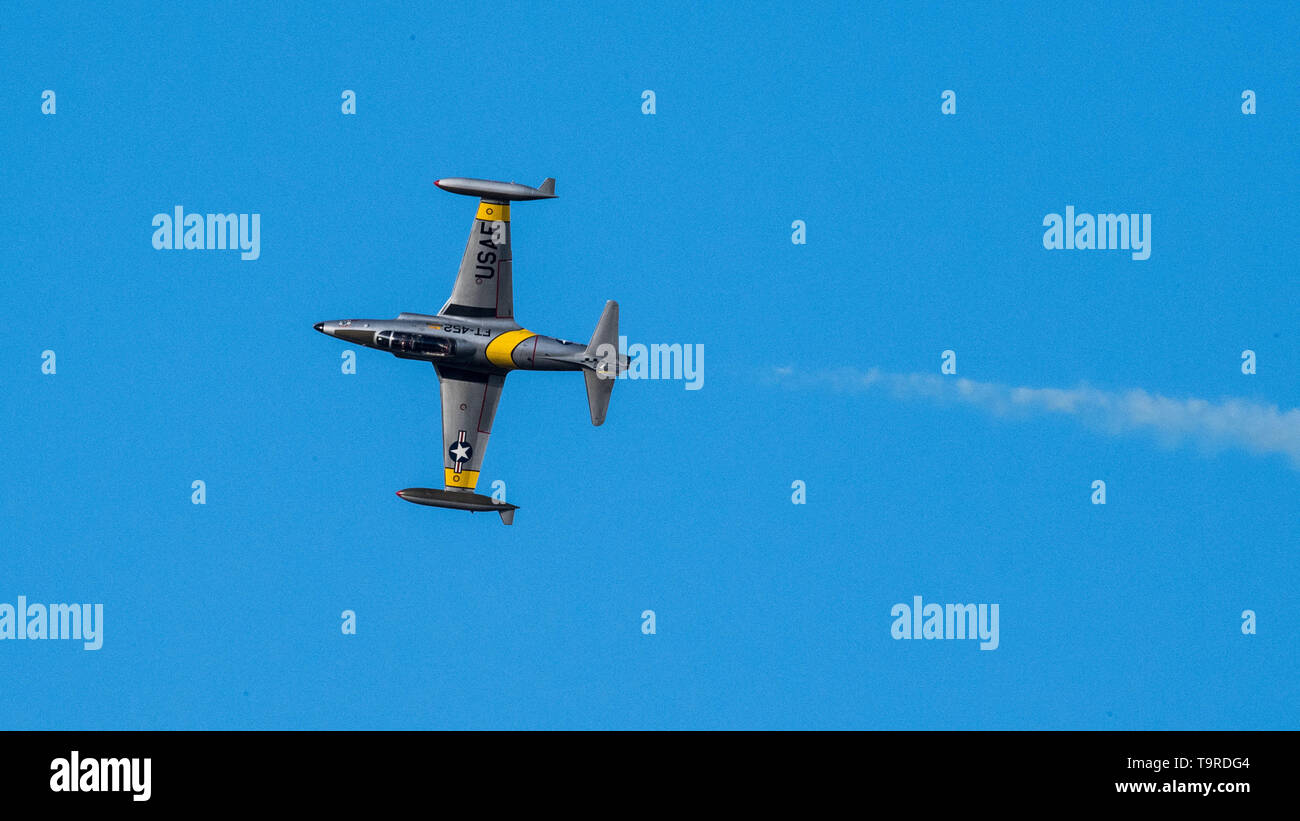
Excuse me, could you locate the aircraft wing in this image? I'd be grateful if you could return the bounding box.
[435,366,506,493]
[435,177,555,322]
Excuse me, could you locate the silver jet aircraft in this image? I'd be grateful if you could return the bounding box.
[315,177,625,524]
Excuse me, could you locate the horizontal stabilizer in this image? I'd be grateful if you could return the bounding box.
[582,300,624,426]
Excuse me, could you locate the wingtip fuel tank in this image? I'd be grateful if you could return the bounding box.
[396,487,518,525]
[433,177,557,201]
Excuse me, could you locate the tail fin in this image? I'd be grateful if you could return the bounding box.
[537,177,555,196]
[582,300,624,426]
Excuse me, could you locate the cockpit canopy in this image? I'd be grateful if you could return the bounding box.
[376,330,455,358]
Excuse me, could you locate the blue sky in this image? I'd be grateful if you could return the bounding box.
[1,1,1296,728]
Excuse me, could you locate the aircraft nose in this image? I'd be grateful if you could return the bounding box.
[313,322,325,333]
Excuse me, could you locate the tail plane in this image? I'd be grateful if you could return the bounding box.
[582,300,626,426]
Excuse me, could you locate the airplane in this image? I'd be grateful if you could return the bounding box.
[314,176,626,524]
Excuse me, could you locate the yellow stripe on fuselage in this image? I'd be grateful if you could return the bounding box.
[486,328,536,369]
[476,201,510,222]
[445,468,480,489]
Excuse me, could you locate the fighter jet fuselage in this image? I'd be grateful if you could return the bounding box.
[315,314,591,373]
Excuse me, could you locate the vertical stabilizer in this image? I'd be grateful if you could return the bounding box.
[582,301,621,426]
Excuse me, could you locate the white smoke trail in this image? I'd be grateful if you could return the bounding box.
[772,367,1300,467]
